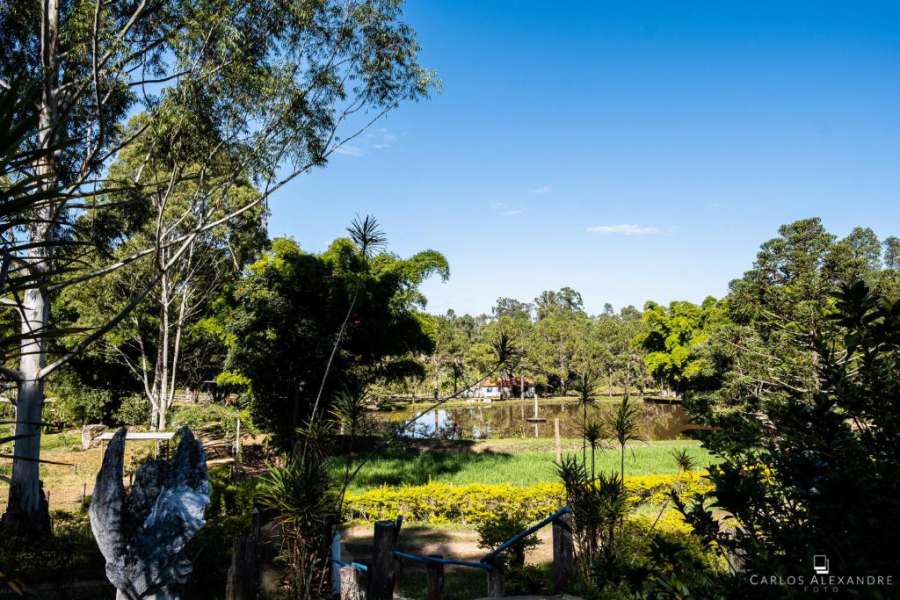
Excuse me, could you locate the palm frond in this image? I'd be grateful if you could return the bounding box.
[347,214,387,259]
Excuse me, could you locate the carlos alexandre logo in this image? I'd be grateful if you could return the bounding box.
[813,555,829,575]
[748,554,894,593]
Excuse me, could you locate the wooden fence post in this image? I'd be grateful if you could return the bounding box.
[225,535,258,599]
[226,508,260,600]
[340,566,361,600]
[394,553,404,597]
[485,558,504,598]
[554,418,561,462]
[552,512,575,592]
[426,555,445,600]
[331,531,343,596]
[368,519,401,600]
[234,416,242,464]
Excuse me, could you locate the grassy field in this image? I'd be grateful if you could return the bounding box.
[2,430,713,513]
[0,430,162,514]
[332,439,713,492]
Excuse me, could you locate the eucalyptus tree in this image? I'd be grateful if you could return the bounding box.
[0,0,435,535]
[529,287,585,394]
[61,139,266,431]
[885,236,900,270]
[534,286,584,320]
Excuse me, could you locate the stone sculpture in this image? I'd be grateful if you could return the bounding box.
[89,427,210,600]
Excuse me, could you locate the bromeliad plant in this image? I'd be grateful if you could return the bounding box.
[557,455,630,586]
[256,449,339,600]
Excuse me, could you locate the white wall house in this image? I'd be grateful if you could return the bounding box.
[463,378,535,400]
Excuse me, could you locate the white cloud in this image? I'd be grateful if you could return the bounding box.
[334,129,403,156]
[529,185,551,195]
[369,128,401,150]
[586,224,661,236]
[490,202,524,216]
[334,144,364,157]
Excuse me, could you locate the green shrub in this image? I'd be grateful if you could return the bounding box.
[185,467,260,599]
[476,510,539,568]
[50,387,110,427]
[114,394,150,427]
[343,474,711,526]
[505,564,552,597]
[170,403,255,441]
[207,465,259,521]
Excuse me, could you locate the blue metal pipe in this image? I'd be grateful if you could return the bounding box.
[480,506,571,563]
[331,558,369,572]
[392,550,493,570]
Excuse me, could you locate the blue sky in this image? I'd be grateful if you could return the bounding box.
[268,1,900,316]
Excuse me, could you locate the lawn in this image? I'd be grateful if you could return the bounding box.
[331,439,713,492]
[1,431,714,512]
[0,430,162,514]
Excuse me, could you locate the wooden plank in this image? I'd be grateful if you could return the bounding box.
[98,431,176,441]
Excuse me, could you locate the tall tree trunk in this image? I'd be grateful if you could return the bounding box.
[3,287,52,536]
[2,0,59,535]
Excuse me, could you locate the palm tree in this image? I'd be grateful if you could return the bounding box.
[581,420,604,480]
[609,394,644,479]
[573,370,596,468]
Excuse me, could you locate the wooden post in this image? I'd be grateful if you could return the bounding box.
[340,566,361,600]
[234,416,242,464]
[394,553,404,597]
[552,513,575,592]
[331,531,342,596]
[426,555,445,600]
[554,418,562,462]
[368,519,400,600]
[226,509,260,600]
[485,558,504,598]
[225,533,258,600]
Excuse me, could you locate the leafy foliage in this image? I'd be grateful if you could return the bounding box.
[636,298,725,393]
[342,476,711,525]
[222,235,447,449]
[113,394,150,427]
[681,280,900,591]
[475,510,540,568]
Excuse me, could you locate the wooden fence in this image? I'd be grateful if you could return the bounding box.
[333,507,575,599]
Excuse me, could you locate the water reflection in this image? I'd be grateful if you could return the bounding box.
[379,399,693,441]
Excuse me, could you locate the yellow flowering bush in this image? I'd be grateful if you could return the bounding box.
[343,472,711,526]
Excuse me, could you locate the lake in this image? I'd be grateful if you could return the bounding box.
[376,398,695,441]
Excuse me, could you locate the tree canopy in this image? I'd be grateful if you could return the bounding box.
[221,235,448,449]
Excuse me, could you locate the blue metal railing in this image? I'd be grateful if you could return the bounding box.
[392,550,493,570]
[480,506,571,563]
[389,506,571,571]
